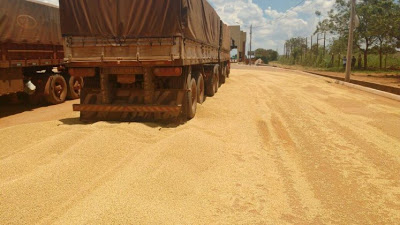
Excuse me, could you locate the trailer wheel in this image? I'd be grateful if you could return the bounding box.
[220,66,226,84]
[67,76,84,100]
[213,65,220,92]
[186,78,197,119]
[45,75,67,105]
[206,65,219,97]
[196,73,205,104]
[205,73,215,97]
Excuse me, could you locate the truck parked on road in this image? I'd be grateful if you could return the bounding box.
[0,0,82,105]
[59,0,231,121]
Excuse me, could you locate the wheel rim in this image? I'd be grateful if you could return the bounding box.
[73,78,82,96]
[54,80,65,100]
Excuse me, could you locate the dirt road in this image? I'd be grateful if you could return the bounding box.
[1,66,399,224]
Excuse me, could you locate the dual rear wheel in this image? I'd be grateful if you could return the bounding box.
[186,64,226,119]
[44,75,84,105]
[185,71,206,119]
[206,65,220,97]
[186,77,198,119]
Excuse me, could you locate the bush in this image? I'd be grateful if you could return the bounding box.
[256,56,269,64]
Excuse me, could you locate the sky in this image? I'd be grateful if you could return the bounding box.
[37,0,335,54]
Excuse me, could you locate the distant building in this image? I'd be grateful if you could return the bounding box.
[229,25,247,62]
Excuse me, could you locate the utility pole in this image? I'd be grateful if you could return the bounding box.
[283,43,286,58]
[305,37,308,55]
[345,0,356,82]
[323,33,326,56]
[249,24,252,66]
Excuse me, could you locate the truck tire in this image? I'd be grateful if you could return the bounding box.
[205,73,215,97]
[205,65,219,97]
[220,66,226,84]
[213,65,220,91]
[186,77,197,119]
[67,76,84,100]
[196,73,205,104]
[45,75,67,105]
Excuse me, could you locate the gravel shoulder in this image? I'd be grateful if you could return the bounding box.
[1,66,399,224]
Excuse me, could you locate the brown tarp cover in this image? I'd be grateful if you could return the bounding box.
[59,0,222,47]
[221,23,231,51]
[0,0,62,44]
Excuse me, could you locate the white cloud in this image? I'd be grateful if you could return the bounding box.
[209,0,335,54]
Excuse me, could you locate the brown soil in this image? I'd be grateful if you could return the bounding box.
[1,66,399,224]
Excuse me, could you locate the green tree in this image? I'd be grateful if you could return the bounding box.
[266,49,278,61]
[255,48,278,63]
[317,0,400,69]
[284,37,306,63]
[329,37,347,55]
[369,0,400,68]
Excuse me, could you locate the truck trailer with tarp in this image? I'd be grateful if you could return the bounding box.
[0,0,83,104]
[59,0,231,121]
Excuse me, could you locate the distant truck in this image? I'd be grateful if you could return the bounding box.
[59,0,231,121]
[0,0,82,104]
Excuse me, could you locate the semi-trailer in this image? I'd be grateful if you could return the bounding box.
[0,0,82,104]
[59,0,231,121]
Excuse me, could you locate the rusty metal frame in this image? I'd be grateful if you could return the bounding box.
[73,104,181,113]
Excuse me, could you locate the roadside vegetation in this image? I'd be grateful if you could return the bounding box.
[278,0,400,74]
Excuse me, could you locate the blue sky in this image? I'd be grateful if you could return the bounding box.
[253,0,306,12]
[38,0,335,53]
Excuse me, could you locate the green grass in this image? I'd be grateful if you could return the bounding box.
[278,53,400,75]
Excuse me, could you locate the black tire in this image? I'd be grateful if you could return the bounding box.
[205,65,219,96]
[220,66,226,84]
[67,76,84,100]
[186,78,197,119]
[205,72,215,97]
[45,75,67,105]
[196,73,205,104]
[214,65,220,92]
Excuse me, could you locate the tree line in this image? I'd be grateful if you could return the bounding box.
[283,0,400,69]
[254,48,278,64]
